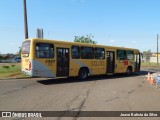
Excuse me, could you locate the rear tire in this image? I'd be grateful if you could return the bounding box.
[78,68,88,80]
[126,67,132,76]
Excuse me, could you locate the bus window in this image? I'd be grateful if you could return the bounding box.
[22,41,30,57]
[126,50,134,60]
[36,43,54,58]
[95,48,105,59]
[117,50,127,60]
[81,47,94,59]
[72,46,80,59]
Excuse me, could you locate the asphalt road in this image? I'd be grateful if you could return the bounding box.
[0,67,160,120]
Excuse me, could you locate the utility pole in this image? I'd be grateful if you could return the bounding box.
[157,34,159,65]
[23,0,28,39]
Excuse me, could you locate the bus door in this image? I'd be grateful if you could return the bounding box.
[56,48,69,77]
[106,51,115,74]
[135,53,141,72]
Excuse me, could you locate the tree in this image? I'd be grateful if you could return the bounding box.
[0,55,2,60]
[17,47,22,57]
[74,34,97,44]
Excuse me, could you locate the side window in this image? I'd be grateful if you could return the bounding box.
[117,50,126,60]
[126,50,134,60]
[72,46,80,59]
[95,48,105,59]
[36,43,54,58]
[81,47,94,59]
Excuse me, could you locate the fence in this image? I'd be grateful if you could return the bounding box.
[150,57,160,63]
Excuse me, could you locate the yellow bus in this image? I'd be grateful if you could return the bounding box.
[21,38,141,79]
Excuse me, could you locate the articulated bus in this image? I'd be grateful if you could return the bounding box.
[21,38,141,79]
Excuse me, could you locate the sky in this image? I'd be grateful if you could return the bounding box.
[0,0,160,54]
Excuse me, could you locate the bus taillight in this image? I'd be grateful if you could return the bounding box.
[29,61,31,71]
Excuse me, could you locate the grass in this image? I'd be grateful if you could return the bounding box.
[141,62,160,67]
[0,63,29,79]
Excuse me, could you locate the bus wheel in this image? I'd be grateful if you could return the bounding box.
[78,68,88,79]
[126,67,132,76]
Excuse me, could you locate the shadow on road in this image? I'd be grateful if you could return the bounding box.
[37,70,149,85]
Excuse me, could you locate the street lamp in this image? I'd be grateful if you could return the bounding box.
[23,0,28,39]
[157,34,159,65]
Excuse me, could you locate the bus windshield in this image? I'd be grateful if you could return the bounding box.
[22,40,30,57]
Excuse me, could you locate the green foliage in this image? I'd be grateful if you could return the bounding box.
[74,34,97,44]
[0,63,30,79]
[0,64,19,73]
[0,54,10,60]
[17,47,22,56]
[11,65,15,67]
[141,62,160,67]
[2,66,9,68]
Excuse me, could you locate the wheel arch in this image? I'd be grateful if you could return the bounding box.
[127,66,133,72]
[79,67,89,75]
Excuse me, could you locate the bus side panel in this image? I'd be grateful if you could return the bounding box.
[70,59,81,77]
[70,59,106,76]
[115,59,128,73]
[33,42,56,78]
[90,59,106,75]
[32,59,56,77]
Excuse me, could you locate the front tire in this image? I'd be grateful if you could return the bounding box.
[78,68,88,79]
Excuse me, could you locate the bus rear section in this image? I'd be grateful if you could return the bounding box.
[21,40,32,76]
[21,39,56,78]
